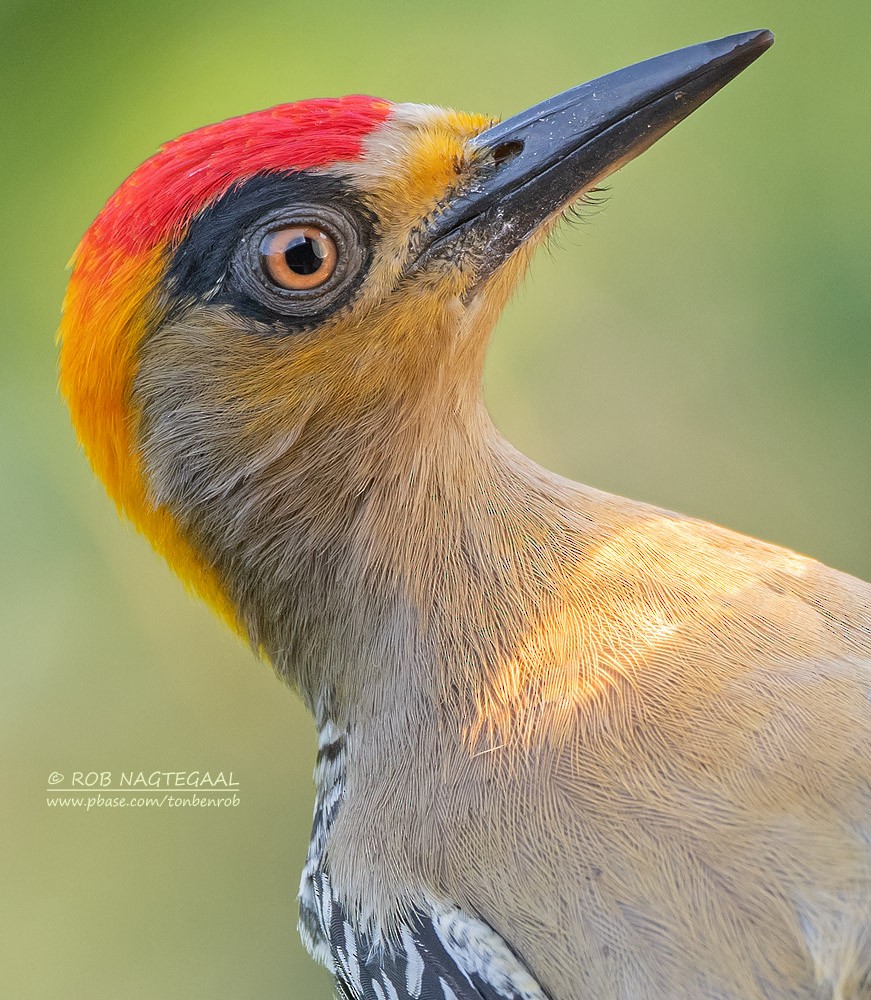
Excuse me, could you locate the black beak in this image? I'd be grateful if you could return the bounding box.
[417,30,774,278]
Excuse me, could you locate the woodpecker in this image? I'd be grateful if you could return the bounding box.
[59,29,871,1000]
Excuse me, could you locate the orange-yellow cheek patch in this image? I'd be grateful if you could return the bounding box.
[402,110,491,210]
[370,109,492,242]
[58,243,243,636]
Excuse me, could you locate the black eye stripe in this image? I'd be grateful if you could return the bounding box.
[164,172,377,329]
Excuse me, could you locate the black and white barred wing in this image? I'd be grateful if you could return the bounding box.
[312,871,548,1000]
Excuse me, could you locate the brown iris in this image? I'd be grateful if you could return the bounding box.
[259,226,338,290]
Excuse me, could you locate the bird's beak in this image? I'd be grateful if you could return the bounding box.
[417,29,774,279]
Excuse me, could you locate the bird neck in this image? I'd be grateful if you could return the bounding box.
[218,382,576,738]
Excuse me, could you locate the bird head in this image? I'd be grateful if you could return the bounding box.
[59,32,772,677]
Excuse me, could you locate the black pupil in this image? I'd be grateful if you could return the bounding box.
[284,234,325,276]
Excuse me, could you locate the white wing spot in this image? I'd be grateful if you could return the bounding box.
[401,925,425,997]
[440,978,460,1000]
[382,977,401,1000]
[343,919,361,985]
[321,873,333,933]
[431,902,547,1000]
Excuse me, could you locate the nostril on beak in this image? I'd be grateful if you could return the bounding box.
[491,139,524,167]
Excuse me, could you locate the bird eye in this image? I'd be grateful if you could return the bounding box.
[260,226,338,290]
[232,202,368,323]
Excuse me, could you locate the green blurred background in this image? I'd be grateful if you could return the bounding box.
[2,0,868,996]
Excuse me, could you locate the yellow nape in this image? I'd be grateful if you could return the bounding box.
[58,242,244,637]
